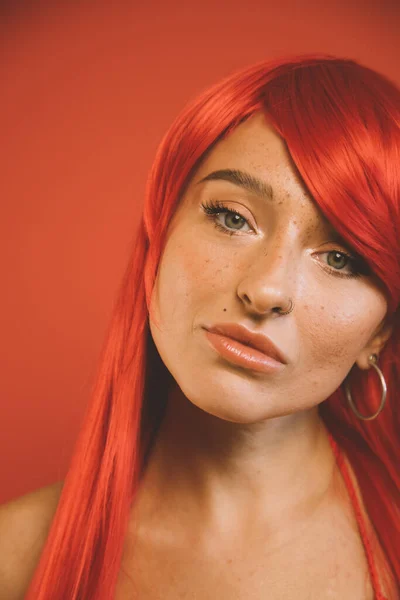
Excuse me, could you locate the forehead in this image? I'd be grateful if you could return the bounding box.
[191,111,313,205]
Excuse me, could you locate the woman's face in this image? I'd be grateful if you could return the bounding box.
[149,112,391,424]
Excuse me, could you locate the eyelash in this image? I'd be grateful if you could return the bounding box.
[200,199,368,280]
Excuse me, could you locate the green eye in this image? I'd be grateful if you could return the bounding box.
[319,250,368,279]
[327,251,349,269]
[201,199,253,236]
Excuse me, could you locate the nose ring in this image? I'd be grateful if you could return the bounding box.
[277,299,294,315]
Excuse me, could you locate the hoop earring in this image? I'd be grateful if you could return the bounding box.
[277,299,294,316]
[344,353,387,421]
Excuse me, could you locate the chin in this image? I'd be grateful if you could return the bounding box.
[184,393,291,425]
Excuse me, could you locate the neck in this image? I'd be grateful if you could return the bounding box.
[135,384,338,543]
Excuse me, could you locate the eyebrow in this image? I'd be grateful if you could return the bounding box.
[197,168,274,201]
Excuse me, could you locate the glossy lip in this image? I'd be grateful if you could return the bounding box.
[203,322,288,364]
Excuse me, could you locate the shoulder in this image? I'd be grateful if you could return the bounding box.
[0,481,64,600]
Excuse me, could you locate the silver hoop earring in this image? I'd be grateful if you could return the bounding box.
[277,299,294,316]
[344,353,387,421]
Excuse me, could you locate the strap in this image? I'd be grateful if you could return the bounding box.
[328,434,387,600]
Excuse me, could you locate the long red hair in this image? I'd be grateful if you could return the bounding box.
[25,53,400,598]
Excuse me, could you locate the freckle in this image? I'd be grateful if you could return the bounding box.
[321,305,325,310]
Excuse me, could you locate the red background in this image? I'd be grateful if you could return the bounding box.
[1,0,399,504]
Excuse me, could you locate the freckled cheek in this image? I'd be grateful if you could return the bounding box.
[302,303,374,365]
[156,242,226,320]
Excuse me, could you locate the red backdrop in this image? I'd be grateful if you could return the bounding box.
[1,0,399,504]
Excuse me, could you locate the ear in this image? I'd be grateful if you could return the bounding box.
[354,316,394,370]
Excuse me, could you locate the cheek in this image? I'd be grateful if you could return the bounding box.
[302,300,379,368]
[152,237,224,327]
[149,236,227,379]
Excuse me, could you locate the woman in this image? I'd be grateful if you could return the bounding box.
[1,53,399,599]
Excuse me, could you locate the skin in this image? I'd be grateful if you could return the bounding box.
[117,112,394,597]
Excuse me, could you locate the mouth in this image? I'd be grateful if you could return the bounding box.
[203,328,286,375]
[204,323,288,365]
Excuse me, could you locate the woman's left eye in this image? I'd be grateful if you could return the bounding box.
[316,250,365,279]
[200,200,253,236]
[319,250,361,277]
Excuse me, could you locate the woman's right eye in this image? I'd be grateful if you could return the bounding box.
[200,199,254,236]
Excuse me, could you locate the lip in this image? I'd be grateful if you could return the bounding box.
[203,323,288,365]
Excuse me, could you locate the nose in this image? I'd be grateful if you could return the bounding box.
[237,236,296,317]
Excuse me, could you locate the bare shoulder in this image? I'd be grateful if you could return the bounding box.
[0,481,64,600]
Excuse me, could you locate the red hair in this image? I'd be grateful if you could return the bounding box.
[25,53,400,598]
